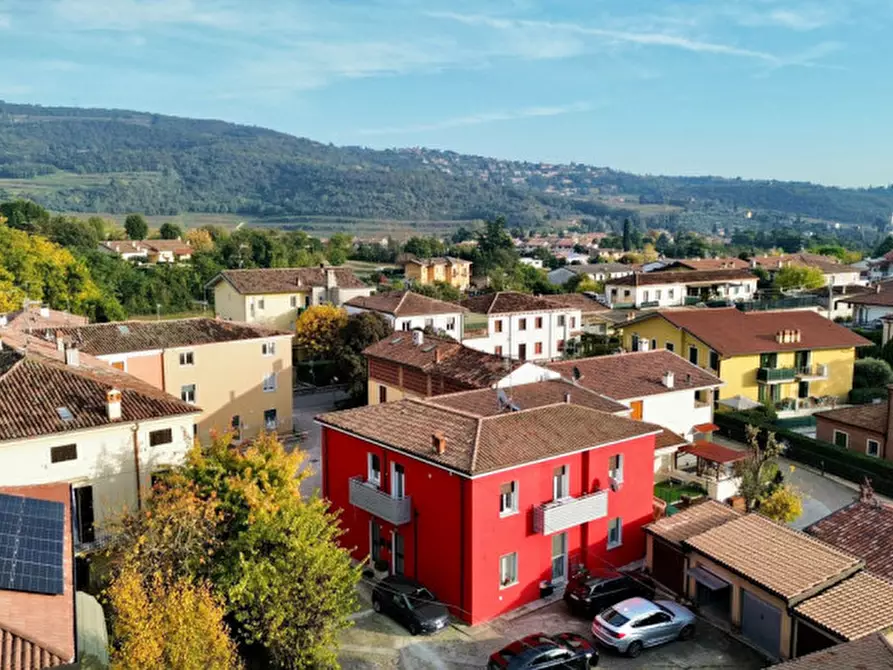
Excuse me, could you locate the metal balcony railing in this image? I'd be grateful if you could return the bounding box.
[533,489,609,535]
[349,476,412,525]
[796,364,828,379]
[756,367,797,383]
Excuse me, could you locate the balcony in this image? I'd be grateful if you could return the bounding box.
[349,476,412,526]
[796,364,828,380]
[533,489,608,535]
[756,367,796,384]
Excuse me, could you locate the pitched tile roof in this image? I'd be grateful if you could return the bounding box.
[684,513,864,603]
[644,308,872,356]
[3,307,88,332]
[645,499,741,546]
[753,253,860,275]
[840,283,893,307]
[403,256,471,267]
[607,268,756,287]
[461,291,570,315]
[100,240,147,255]
[547,350,723,400]
[654,429,689,451]
[680,440,750,464]
[0,483,75,667]
[317,400,662,477]
[564,263,633,276]
[794,572,893,641]
[814,403,888,436]
[344,291,464,317]
[365,333,521,389]
[768,633,893,669]
[806,499,893,580]
[56,318,289,356]
[673,258,751,271]
[538,293,609,314]
[429,380,628,416]
[212,267,367,294]
[0,340,198,442]
[143,239,192,255]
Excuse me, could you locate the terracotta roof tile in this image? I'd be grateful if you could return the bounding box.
[345,291,464,317]
[673,258,751,271]
[143,239,192,255]
[754,253,860,275]
[3,308,88,332]
[56,318,289,356]
[815,403,888,436]
[840,283,893,307]
[644,308,872,356]
[538,293,609,314]
[806,500,893,580]
[684,513,864,602]
[403,256,471,267]
[654,429,688,451]
[608,268,756,287]
[429,380,628,416]
[768,633,893,669]
[794,572,893,641]
[461,291,570,315]
[548,350,722,400]
[680,440,750,464]
[645,499,741,546]
[214,267,367,293]
[317,400,661,476]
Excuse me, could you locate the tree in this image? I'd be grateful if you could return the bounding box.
[159,222,184,240]
[294,304,348,358]
[185,228,215,253]
[411,281,461,302]
[853,357,893,389]
[124,214,149,240]
[874,235,893,258]
[735,425,783,511]
[773,265,825,291]
[334,311,391,399]
[759,485,803,524]
[326,232,353,266]
[622,218,631,252]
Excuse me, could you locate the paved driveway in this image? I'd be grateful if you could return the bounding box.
[779,457,859,529]
[291,389,349,498]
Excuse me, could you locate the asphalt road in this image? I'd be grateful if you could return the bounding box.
[291,389,349,498]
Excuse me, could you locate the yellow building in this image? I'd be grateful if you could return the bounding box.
[618,308,871,407]
[403,257,472,292]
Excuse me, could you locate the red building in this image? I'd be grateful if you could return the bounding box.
[317,381,662,624]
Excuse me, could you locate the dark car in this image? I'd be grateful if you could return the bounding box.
[488,632,598,669]
[563,569,656,619]
[371,575,450,635]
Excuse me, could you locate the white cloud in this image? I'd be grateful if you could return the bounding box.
[0,14,10,29]
[358,101,596,135]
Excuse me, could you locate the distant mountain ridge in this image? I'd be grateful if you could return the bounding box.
[0,100,891,226]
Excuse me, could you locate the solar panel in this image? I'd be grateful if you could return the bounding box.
[0,493,65,595]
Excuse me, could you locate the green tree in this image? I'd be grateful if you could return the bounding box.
[334,311,391,399]
[124,214,149,240]
[735,425,783,511]
[159,222,184,239]
[773,265,825,291]
[874,236,893,258]
[853,357,893,389]
[622,218,631,252]
[411,281,461,302]
[326,232,353,266]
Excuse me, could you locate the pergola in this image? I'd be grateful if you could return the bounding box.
[676,440,750,480]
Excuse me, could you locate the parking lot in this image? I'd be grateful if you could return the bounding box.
[339,586,769,669]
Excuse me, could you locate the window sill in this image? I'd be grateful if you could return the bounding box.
[499,580,519,590]
[607,541,623,550]
[499,510,519,519]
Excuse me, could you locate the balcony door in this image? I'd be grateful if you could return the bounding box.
[518,343,527,361]
[551,532,568,583]
[393,533,405,575]
[391,463,405,499]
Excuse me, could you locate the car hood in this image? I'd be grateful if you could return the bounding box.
[415,602,450,623]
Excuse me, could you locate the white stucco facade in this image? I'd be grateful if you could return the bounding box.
[620,387,716,442]
[344,305,465,341]
[605,277,758,308]
[463,308,583,361]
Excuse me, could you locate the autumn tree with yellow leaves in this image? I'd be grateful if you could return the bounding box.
[294,304,348,358]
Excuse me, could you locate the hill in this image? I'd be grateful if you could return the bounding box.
[1,100,892,227]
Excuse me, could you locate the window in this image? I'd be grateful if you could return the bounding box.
[149,428,172,447]
[760,352,778,369]
[179,351,194,366]
[650,339,657,351]
[867,439,880,457]
[643,290,649,302]
[630,334,640,352]
[262,373,277,392]
[494,345,503,357]
[535,317,543,329]
[304,295,311,308]
[50,444,77,463]
[263,408,277,431]
[378,386,387,403]
[262,341,276,356]
[290,295,298,308]
[688,346,699,366]
[181,384,196,404]
[401,321,411,331]
[833,430,849,449]
[623,290,631,298]
[231,415,240,431]
[494,319,504,333]
[368,453,382,487]
[570,317,577,329]
[424,318,434,329]
[709,350,719,371]
[609,454,623,483]
[607,518,623,549]
[446,317,456,331]
[557,339,565,353]
[391,463,406,499]
[666,342,675,353]
[655,289,662,300]
[74,486,95,544]
[499,481,518,516]
[668,289,675,300]
[534,342,543,355]
[557,315,566,327]
[519,318,527,331]
[499,552,518,588]
[257,298,265,310]
[553,465,569,500]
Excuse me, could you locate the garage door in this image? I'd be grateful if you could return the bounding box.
[741,590,782,658]
[651,539,686,596]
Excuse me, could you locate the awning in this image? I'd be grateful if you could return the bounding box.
[719,395,761,411]
[694,422,720,433]
[688,566,730,591]
[681,440,750,465]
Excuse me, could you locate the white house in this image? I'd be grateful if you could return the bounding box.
[344,291,465,340]
[0,335,199,551]
[547,263,634,286]
[519,257,544,269]
[460,291,582,361]
[605,269,758,308]
[839,282,893,326]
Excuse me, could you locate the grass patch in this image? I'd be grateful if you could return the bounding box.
[654,480,706,504]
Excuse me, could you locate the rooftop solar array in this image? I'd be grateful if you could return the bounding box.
[0,493,65,595]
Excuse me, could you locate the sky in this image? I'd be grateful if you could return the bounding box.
[0,0,890,187]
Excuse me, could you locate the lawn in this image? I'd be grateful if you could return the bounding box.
[654,479,706,504]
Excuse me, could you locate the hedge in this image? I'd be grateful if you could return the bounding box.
[714,412,893,497]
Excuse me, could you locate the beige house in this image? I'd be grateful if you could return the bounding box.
[403,257,472,291]
[207,266,373,331]
[57,318,294,444]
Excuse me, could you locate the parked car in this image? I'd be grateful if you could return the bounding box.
[371,575,450,635]
[563,568,655,619]
[488,632,598,669]
[591,597,695,658]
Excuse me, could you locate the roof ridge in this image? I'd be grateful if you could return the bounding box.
[408,397,483,421]
[739,513,866,562]
[469,417,483,473]
[395,291,409,313]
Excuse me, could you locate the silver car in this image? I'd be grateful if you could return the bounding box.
[591,597,695,658]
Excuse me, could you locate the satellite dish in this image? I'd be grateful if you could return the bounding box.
[572,366,581,381]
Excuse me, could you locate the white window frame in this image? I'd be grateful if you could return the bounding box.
[180,383,196,404]
[499,552,518,589]
[556,315,565,327]
[499,481,518,517]
[262,341,276,356]
[179,351,194,366]
[607,517,623,549]
[867,439,880,457]
[668,288,675,300]
[257,298,265,310]
[391,462,406,499]
[290,295,298,308]
[262,372,277,393]
[446,317,456,331]
[424,317,434,329]
[833,430,849,449]
[609,454,624,483]
[367,453,381,488]
[552,465,569,501]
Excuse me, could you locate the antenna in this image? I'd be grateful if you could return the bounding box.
[497,388,509,409]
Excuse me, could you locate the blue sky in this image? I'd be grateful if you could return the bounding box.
[0,0,890,186]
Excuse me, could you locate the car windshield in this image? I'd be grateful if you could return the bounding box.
[412,587,435,601]
[656,603,674,617]
[405,587,435,610]
[601,608,630,627]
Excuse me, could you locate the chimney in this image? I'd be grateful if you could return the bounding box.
[326,267,337,290]
[64,345,79,367]
[432,431,446,455]
[877,284,882,294]
[412,330,424,346]
[434,347,442,363]
[662,371,675,389]
[565,392,572,404]
[859,477,876,504]
[775,330,784,344]
[39,305,50,318]
[106,388,122,421]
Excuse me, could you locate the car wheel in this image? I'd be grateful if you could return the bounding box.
[679,624,695,641]
[626,641,643,658]
[409,622,420,636]
[372,598,381,613]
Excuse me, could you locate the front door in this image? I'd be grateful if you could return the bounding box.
[551,532,567,583]
[393,533,405,575]
[518,343,527,361]
[798,381,810,399]
[74,486,95,544]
